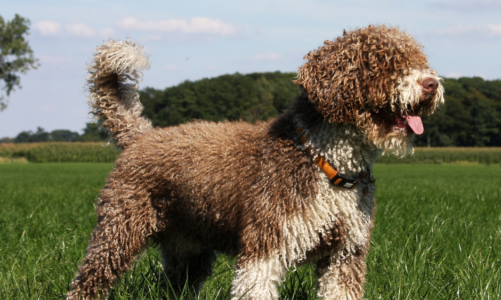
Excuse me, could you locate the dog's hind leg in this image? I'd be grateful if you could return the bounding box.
[315,248,367,300]
[67,178,158,300]
[157,233,217,296]
[230,255,287,300]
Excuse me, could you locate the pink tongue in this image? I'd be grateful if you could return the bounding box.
[404,115,424,135]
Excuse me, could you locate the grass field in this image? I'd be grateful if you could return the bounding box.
[0,163,500,299]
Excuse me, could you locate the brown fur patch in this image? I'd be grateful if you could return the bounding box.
[306,216,347,262]
[315,237,371,300]
[132,114,319,262]
[295,25,428,124]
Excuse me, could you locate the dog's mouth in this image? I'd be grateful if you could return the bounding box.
[366,71,443,136]
[372,109,424,135]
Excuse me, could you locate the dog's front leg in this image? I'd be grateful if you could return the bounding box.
[315,248,368,300]
[67,179,157,299]
[230,255,287,300]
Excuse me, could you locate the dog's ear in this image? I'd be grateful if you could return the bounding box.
[294,25,428,124]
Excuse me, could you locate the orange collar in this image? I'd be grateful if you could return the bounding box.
[296,126,370,189]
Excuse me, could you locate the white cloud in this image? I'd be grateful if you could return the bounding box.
[116,17,237,36]
[33,21,63,36]
[64,21,96,38]
[33,17,236,41]
[436,0,501,11]
[249,52,283,61]
[432,24,501,38]
[34,20,114,38]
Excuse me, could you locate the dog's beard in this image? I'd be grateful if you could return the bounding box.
[366,124,415,157]
[357,111,414,157]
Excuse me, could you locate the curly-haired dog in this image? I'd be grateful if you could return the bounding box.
[67,25,444,299]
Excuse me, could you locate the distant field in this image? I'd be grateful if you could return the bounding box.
[377,147,501,164]
[1,142,501,164]
[0,142,120,163]
[0,163,500,299]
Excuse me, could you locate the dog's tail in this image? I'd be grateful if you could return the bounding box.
[87,39,152,148]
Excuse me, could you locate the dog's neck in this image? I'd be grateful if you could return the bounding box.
[296,119,381,176]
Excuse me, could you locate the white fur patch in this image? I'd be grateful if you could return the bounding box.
[94,39,151,75]
[367,123,415,158]
[394,68,445,114]
[231,256,286,300]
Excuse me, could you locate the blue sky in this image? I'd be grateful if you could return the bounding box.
[1,0,501,137]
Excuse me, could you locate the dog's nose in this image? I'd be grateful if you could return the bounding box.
[421,78,438,95]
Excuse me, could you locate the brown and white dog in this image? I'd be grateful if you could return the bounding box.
[67,25,444,299]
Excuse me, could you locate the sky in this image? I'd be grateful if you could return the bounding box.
[1,0,501,138]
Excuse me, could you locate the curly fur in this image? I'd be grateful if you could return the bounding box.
[296,25,429,124]
[67,25,444,300]
[87,38,152,148]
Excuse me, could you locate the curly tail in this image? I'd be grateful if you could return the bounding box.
[87,39,152,148]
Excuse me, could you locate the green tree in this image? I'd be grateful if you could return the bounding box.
[0,14,39,110]
[415,77,501,147]
[15,127,49,143]
[50,129,80,142]
[139,71,299,127]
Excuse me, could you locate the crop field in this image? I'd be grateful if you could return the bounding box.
[0,163,500,299]
[0,142,120,163]
[1,142,501,164]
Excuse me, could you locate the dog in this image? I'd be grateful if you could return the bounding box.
[67,25,444,299]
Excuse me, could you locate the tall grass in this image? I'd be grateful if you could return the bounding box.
[0,164,500,299]
[1,143,501,164]
[367,164,501,299]
[377,147,501,164]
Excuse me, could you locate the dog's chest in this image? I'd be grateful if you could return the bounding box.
[315,175,374,251]
[279,175,375,266]
[278,122,378,265]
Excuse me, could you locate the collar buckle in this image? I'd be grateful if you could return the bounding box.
[330,173,359,188]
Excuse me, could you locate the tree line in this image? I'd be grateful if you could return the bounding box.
[139,71,299,126]
[2,72,500,147]
[0,123,107,143]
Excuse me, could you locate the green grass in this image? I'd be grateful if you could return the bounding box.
[368,165,501,299]
[0,163,500,299]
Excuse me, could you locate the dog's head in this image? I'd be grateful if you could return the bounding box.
[295,25,444,156]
